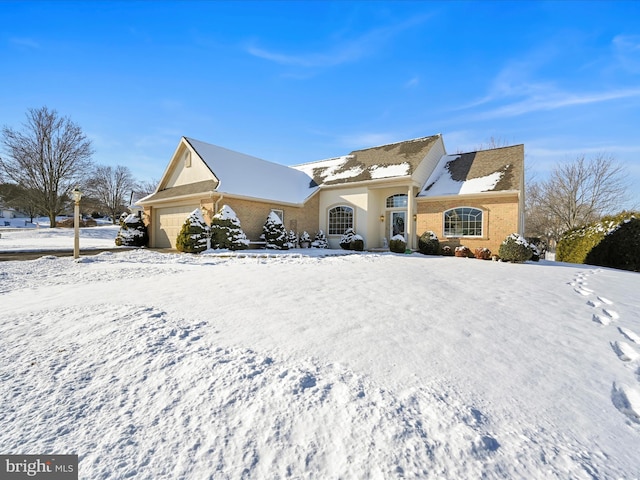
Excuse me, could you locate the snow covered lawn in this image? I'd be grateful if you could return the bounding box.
[1,229,639,478]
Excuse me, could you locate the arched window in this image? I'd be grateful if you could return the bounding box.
[444,207,483,237]
[386,194,408,208]
[328,205,353,235]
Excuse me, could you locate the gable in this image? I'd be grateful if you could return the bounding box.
[185,137,318,205]
[293,135,441,186]
[418,144,524,197]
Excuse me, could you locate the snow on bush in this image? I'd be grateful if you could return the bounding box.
[454,245,472,258]
[339,228,356,250]
[418,230,440,255]
[389,234,406,253]
[474,247,492,260]
[176,208,209,253]
[287,230,298,249]
[115,214,148,247]
[261,212,288,250]
[210,205,249,251]
[311,230,328,249]
[298,231,311,247]
[498,233,533,263]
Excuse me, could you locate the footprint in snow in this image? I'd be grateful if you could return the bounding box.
[611,341,640,362]
[619,327,640,346]
[597,296,613,305]
[574,287,592,296]
[611,382,640,424]
[592,314,611,326]
[587,300,602,308]
[602,308,620,320]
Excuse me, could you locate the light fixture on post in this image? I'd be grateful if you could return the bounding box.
[72,187,82,259]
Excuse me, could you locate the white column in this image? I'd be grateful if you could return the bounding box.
[74,201,80,259]
[407,185,414,250]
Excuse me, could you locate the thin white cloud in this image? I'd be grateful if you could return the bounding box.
[9,37,40,49]
[405,76,419,88]
[475,87,640,120]
[246,14,430,69]
[613,34,640,73]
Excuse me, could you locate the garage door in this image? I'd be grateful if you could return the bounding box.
[154,205,199,248]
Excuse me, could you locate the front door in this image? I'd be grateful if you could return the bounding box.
[390,211,406,240]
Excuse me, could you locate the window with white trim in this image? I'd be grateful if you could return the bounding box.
[444,207,483,237]
[328,206,353,235]
[270,209,284,223]
[386,194,408,208]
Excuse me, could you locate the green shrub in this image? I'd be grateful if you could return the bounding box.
[350,235,364,251]
[498,233,533,263]
[389,235,406,253]
[311,230,328,249]
[261,212,288,249]
[418,231,440,255]
[474,247,492,260]
[441,245,453,256]
[176,208,209,253]
[556,212,639,266]
[210,205,249,250]
[583,217,640,272]
[115,214,149,247]
[340,228,356,250]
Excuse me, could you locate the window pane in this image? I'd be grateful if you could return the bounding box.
[328,206,353,235]
[386,194,408,208]
[444,207,482,237]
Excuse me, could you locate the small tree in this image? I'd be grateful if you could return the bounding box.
[311,230,328,248]
[0,107,94,227]
[340,228,356,250]
[85,165,137,224]
[115,214,148,247]
[261,211,288,249]
[210,205,249,250]
[176,208,209,253]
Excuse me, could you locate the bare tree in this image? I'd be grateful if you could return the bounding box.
[0,107,94,227]
[526,153,629,246]
[135,178,159,198]
[86,165,137,224]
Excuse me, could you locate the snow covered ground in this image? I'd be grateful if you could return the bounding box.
[1,226,640,479]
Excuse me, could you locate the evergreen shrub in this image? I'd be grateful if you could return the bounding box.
[210,205,249,250]
[340,228,356,250]
[418,231,440,255]
[115,214,148,247]
[454,246,473,258]
[474,247,492,260]
[498,233,533,263]
[556,212,639,268]
[579,215,639,271]
[350,234,364,251]
[311,230,328,248]
[389,234,406,253]
[176,209,209,253]
[261,212,289,249]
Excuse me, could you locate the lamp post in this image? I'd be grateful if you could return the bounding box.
[72,187,82,259]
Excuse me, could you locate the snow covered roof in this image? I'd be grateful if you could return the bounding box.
[418,144,524,197]
[186,137,319,205]
[293,135,440,186]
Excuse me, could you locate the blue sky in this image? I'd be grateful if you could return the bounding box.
[1,1,639,208]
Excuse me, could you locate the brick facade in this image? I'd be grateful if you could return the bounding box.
[416,194,520,254]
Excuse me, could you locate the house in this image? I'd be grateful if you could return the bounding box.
[138,135,524,253]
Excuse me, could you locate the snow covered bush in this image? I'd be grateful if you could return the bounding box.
[311,230,328,249]
[441,245,453,256]
[418,231,440,255]
[176,208,209,253]
[557,212,639,270]
[261,212,288,250]
[350,234,364,251]
[498,233,533,263]
[454,246,472,258]
[287,230,298,249]
[210,205,249,251]
[298,231,311,247]
[389,234,406,253]
[115,214,148,247]
[474,247,492,260]
[339,228,356,250]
